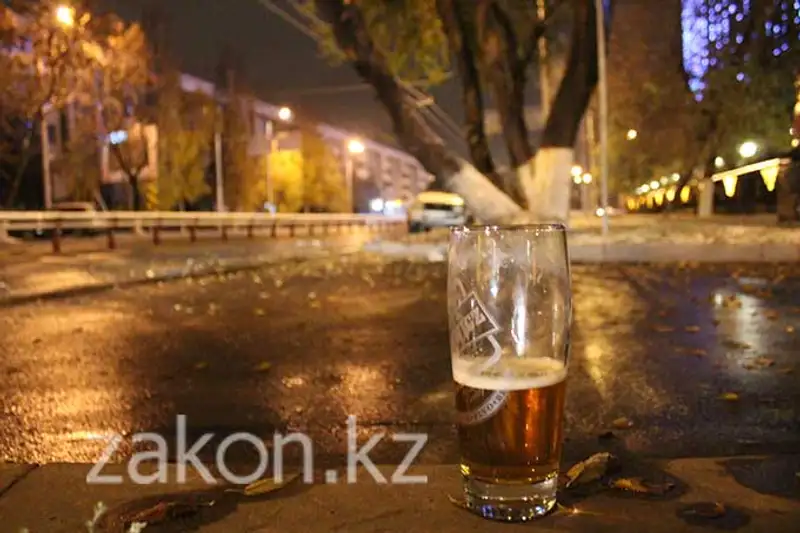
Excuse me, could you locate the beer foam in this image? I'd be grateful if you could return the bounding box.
[453,357,567,391]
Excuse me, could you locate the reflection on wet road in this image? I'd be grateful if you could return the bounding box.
[0,256,798,468]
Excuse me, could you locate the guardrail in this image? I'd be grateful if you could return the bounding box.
[0,211,407,253]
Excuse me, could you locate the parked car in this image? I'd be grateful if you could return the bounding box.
[407,190,471,233]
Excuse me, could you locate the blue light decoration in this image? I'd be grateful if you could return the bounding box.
[682,0,799,99]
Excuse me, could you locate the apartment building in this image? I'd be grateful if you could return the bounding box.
[40,71,434,212]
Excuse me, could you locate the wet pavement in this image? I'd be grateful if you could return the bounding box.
[0,254,798,471]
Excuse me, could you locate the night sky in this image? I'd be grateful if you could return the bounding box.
[91,0,468,150]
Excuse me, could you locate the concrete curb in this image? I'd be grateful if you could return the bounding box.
[1,457,797,532]
[569,243,800,263]
[0,248,358,308]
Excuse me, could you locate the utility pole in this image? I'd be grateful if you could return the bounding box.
[536,0,551,120]
[214,131,224,211]
[40,110,52,209]
[595,0,609,235]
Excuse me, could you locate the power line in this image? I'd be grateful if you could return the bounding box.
[258,0,466,148]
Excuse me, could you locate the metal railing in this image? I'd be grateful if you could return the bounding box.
[0,211,407,253]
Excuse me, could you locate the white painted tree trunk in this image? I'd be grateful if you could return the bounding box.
[518,147,574,225]
[442,159,523,223]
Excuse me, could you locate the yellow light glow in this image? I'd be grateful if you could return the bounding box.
[626,197,636,211]
[571,165,583,177]
[760,164,779,192]
[722,175,738,197]
[582,173,593,184]
[655,189,664,206]
[792,138,799,148]
[347,139,365,154]
[646,195,654,208]
[55,5,75,27]
[680,186,691,203]
[666,187,676,202]
[738,141,758,159]
[626,129,638,140]
[573,175,582,184]
[277,106,293,121]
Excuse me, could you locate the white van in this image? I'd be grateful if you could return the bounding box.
[407,190,470,232]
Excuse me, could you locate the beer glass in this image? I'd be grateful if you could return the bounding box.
[448,224,571,521]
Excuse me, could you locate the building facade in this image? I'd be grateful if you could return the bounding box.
[41,72,433,212]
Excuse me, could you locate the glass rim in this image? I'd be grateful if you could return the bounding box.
[450,223,567,234]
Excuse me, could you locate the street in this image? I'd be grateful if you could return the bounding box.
[0,254,798,474]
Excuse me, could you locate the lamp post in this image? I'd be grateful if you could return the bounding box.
[595,0,609,236]
[345,138,365,213]
[264,106,292,211]
[40,5,77,209]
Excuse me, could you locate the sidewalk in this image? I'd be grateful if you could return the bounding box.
[2,457,798,532]
[0,234,377,306]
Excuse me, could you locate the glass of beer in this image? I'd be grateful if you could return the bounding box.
[448,224,571,522]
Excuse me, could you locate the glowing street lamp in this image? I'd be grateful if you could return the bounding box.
[581,172,593,184]
[347,138,365,154]
[626,129,638,141]
[55,5,75,27]
[714,156,725,168]
[277,106,292,122]
[571,165,583,177]
[738,141,758,159]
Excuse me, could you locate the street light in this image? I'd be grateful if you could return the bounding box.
[714,156,725,168]
[55,5,75,27]
[571,165,583,177]
[626,129,638,141]
[345,138,366,213]
[581,172,593,184]
[738,141,758,159]
[277,106,292,122]
[347,138,365,154]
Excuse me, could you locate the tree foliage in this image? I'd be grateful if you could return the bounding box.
[221,91,263,212]
[293,0,600,222]
[155,69,214,210]
[299,128,349,212]
[0,0,149,207]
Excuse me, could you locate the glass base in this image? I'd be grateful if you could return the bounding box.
[462,473,558,522]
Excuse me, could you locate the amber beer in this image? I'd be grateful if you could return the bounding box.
[454,357,567,486]
[448,223,570,521]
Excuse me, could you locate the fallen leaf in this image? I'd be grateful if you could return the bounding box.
[173,304,183,312]
[764,310,780,320]
[609,477,674,496]
[612,417,634,430]
[564,452,615,488]
[718,392,739,401]
[254,308,265,316]
[786,326,795,333]
[753,356,775,368]
[194,362,208,370]
[447,494,469,511]
[657,310,668,318]
[689,348,707,357]
[652,325,675,333]
[778,367,794,375]
[123,500,214,526]
[308,292,317,300]
[722,339,750,350]
[242,473,299,497]
[274,279,284,288]
[682,501,727,519]
[256,362,272,372]
[684,325,701,333]
[309,301,322,309]
[259,292,269,300]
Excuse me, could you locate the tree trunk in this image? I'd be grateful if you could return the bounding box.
[3,130,36,208]
[524,0,602,223]
[435,0,498,184]
[318,0,522,223]
[130,174,141,211]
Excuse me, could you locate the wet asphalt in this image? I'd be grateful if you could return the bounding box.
[0,254,798,473]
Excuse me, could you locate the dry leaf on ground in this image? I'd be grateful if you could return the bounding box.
[255,362,272,372]
[123,500,214,527]
[683,501,727,519]
[242,473,299,497]
[609,477,674,496]
[718,392,739,401]
[684,325,701,333]
[565,452,615,488]
[612,417,634,430]
[652,325,675,333]
[254,308,265,316]
[194,362,208,370]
